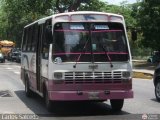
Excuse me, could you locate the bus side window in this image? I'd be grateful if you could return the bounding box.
[42,20,53,59]
[42,44,49,59]
[30,25,34,52]
[22,29,26,51]
[27,27,32,51]
[22,28,28,51]
[45,19,53,44]
[32,24,38,52]
[45,25,53,44]
[30,26,34,52]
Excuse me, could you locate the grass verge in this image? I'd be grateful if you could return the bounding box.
[133,71,153,80]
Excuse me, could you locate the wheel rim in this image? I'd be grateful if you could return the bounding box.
[156,82,160,98]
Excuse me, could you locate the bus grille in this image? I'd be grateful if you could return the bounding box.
[64,71,122,84]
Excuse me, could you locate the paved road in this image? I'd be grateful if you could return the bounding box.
[0,62,160,120]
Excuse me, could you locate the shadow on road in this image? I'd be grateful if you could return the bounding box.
[151,98,160,103]
[15,90,130,117]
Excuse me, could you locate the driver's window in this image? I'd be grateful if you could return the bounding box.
[42,19,52,59]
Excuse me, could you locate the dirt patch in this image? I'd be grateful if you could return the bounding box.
[133,71,153,80]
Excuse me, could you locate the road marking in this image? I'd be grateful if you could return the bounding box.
[14,72,20,74]
[6,68,13,70]
[16,66,21,68]
[1,111,15,114]
[0,93,8,97]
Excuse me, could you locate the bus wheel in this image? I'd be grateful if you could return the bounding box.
[110,99,124,111]
[44,88,53,112]
[25,76,33,97]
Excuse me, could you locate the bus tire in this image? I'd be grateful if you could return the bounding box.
[44,87,53,112]
[110,99,124,111]
[25,75,33,97]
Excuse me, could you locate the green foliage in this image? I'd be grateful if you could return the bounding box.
[138,1,160,50]
[0,0,139,47]
[102,1,137,28]
[79,0,106,11]
[0,0,55,46]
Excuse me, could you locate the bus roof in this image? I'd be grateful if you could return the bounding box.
[24,11,124,28]
[52,11,123,18]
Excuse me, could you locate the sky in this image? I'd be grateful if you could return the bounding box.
[100,0,138,5]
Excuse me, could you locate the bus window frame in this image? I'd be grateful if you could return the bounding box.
[22,28,28,52]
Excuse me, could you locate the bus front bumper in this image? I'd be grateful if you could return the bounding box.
[48,90,133,101]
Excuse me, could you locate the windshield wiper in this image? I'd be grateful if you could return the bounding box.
[73,39,89,68]
[100,43,113,68]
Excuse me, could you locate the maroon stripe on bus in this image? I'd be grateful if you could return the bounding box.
[53,52,128,55]
[54,30,89,32]
[54,30,122,32]
[91,30,122,32]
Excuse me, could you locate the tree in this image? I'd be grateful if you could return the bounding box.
[56,0,82,13]
[55,0,105,12]
[102,1,136,28]
[0,0,108,46]
[138,1,160,50]
[0,0,138,47]
[79,0,106,11]
[0,0,55,46]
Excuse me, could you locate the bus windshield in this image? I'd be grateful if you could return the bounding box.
[53,22,129,62]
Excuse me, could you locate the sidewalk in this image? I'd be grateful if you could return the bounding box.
[133,69,154,80]
[133,69,154,75]
[132,60,155,79]
[133,60,155,74]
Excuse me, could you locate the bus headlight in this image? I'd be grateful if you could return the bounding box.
[122,71,131,79]
[54,72,63,80]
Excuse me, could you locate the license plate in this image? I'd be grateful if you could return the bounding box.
[88,92,99,100]
[88,64,98,70]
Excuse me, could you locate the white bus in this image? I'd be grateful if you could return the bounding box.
[21,11,133,111]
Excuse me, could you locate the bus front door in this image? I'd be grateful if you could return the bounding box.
[36,24,43,92]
